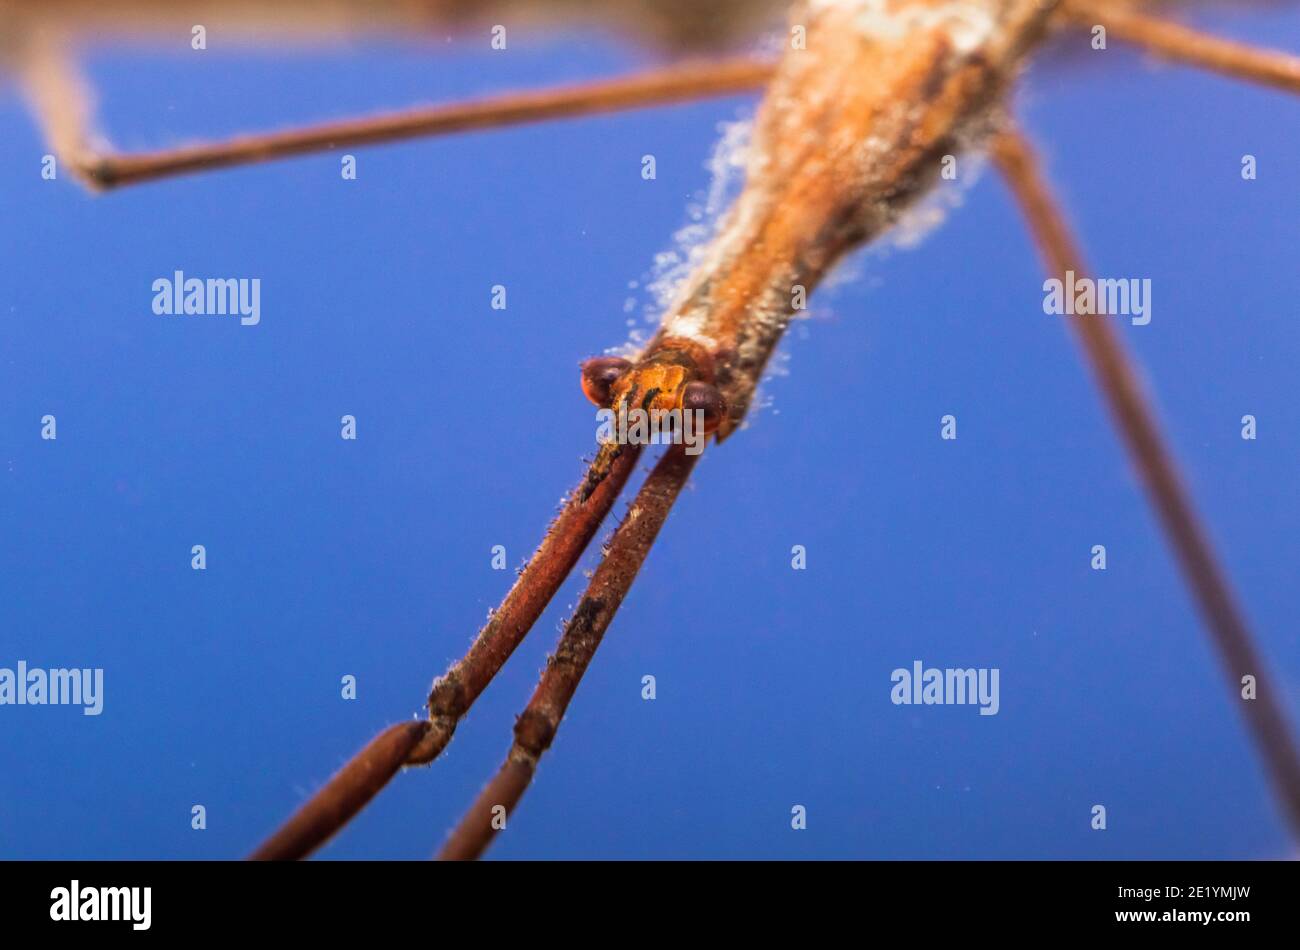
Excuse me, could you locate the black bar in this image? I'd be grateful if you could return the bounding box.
[0,860,1291,937]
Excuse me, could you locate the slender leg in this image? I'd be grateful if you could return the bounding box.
[422,442,644,759]
[56,57,773,190]
[1061,0,1300,93]
[438,443,699,860]
[991,125,1300,842]
[12,34,100,171]
[248,442,642,860]
[248,721,431,861]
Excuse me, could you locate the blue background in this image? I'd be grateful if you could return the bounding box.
[2,5,1299,859]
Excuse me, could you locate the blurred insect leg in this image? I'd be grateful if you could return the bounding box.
[991,125,1300,843]
[1061,0,1300,94]
[77,58,774,190]
[11,37,108,186]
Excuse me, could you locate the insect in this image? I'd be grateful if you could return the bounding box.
[9,0,1299,859]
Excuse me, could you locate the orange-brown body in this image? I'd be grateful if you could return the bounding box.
[593,0,1058,440]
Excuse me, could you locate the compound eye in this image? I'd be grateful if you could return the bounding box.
[580,356,633,407]
[680,381,727,433]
